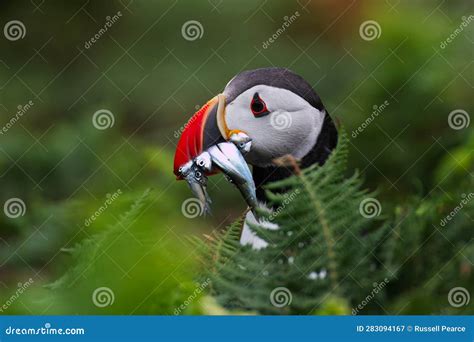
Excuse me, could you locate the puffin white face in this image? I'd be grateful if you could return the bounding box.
[224,85,325,167]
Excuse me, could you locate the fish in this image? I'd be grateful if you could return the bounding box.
[208,142,258,212]
[179,141,257,215]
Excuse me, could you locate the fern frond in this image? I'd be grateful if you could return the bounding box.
[47,189,151,290]
[203,130,391,314]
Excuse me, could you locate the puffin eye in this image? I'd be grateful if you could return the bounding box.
[250,93,269,117]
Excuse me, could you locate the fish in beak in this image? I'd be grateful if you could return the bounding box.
[173,94,256,215]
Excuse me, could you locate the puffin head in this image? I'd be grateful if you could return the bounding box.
[222,68,328,167]
[173,67,338,213]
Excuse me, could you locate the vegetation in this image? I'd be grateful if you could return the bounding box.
[0,1,472,314]
[196,133,473,314]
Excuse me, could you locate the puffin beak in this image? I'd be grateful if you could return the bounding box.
[173,94,257,215]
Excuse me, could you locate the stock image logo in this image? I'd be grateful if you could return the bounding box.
[359,198,382,218]
[270,287,292,308]
[92,109,115,130]
[440,15,474,49]
[3,20,26,41]
[181,20,204,41]
[448,287,470,308]
[181,198,203,218]
[359,20,381,41]
[3,198,26,218]
[270,112,292,130]
[0,278,34,313]
[448,109,470,130]
[351,100,390,138]
[261,11,300,49]
[84,11,123,49]
[92,287,115,308]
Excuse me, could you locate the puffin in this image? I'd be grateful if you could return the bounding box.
[174,67,338,248]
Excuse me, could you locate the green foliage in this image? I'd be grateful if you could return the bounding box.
[385,178,474,314]
[0,1,471,315]
[190,217,244,273]
[46,189,153,290]
[198,132,474,315]
[200,132,391,314]
[435,132,474,187]
[3,189,205,315]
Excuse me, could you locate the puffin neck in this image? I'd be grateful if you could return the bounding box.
[252,113,338,203]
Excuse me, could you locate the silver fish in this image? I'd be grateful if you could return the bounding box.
[208,142,258,212]
[229,131,252,154]
[180,161,212,215]
[180,140,257,216]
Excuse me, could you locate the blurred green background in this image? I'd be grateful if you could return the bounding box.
[0,0,472,314]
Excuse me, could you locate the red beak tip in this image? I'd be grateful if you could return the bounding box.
[173,97,219,180]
